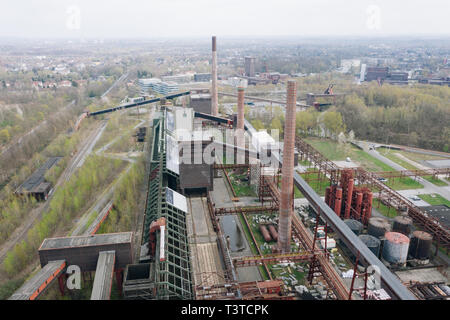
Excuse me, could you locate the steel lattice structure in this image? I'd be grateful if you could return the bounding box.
[142,110,193,300]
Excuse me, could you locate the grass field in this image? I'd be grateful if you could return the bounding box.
[378,148,448,187]
[228,171,257,197]
[418,194,450,207]
[423,176,448,186]
[373,198,398,218]
[305,138,395,172]
[297,169,331,197]
[380,148,447,162]
[304,138,423,190]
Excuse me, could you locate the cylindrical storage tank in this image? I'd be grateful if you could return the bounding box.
[344,219,363,236]
[354,192,363,220]
[392,215,413,236]
[259,224,272,242]
[359,234,381,257]
[364,191,373,224]
[334,187,343,217]
[409,231,433,260]
[368,217,391,238]
[268,225,278,241]
[382,232,410,264]
[345,179,354,219]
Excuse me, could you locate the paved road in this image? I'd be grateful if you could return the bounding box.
[356,140,450,159]
[367,149,450,201]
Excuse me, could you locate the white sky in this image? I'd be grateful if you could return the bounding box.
[0,0,449,38]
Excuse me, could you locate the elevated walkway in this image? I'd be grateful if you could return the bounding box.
[9,260,66,300]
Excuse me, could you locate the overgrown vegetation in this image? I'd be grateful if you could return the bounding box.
[336,84,450,152]
[228,170,256,197]
[0,122,87,245]
[1,155,125,277]
[97,157,145,233]
[373,198,398,218]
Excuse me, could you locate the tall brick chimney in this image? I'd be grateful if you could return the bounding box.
[237,87,245,130]
[211,36,218,116]
[277,80,297,253]
[235,87,245,164]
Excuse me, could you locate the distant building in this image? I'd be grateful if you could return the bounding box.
[138,78,161,94]
[245,56,256,77]
[360,64,367,82]
[194,73,211,82]
[227,77,248,88]
[190,93,212,114]
[389,72,409,81]
[15,157,61,201]
[365,67,389,82]
[58,80,72,88]
[161,74,192,84]
[138,78,179,95]
[153,81,178,95]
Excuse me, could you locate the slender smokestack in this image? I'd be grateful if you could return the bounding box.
[236,87,245,164]
[211,36,218,116]
[277,80,297,253]
[237,87,245,130]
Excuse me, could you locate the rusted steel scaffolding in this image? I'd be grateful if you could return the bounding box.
[233,251,316,267]
[257,169,350,300]
[374,168,450,179]
[295,137,450,252]
[354,168,450,251]
[296,138,341,184]
[214,205,278,216]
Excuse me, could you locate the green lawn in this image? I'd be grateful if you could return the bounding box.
[237,213,259,255]
[379,148,448,187]
[423,175,448,187]
[378,148,417,170]
[380,147,446,163]
[305,138,395,172]
[296,169,331,197]
[418,194,450,207]
[304,138,423,190]
[384,177,424,190]
[373,198,398,218]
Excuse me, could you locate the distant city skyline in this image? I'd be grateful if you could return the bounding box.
[0,0,449,39]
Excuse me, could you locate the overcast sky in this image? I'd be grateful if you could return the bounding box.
[1,0,449,39]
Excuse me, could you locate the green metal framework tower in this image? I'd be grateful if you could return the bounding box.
[143,108,193,300]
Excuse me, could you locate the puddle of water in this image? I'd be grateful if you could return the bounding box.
[220,215,247,252]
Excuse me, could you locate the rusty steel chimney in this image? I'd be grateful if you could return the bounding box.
[277,80,297,253]
[211,36,218,116]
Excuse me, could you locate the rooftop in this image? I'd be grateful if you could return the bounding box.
[39,232,133,250]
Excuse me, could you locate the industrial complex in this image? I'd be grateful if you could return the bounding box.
[7,36,450,302]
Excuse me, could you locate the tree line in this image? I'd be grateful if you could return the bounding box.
[1,155,125,277]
